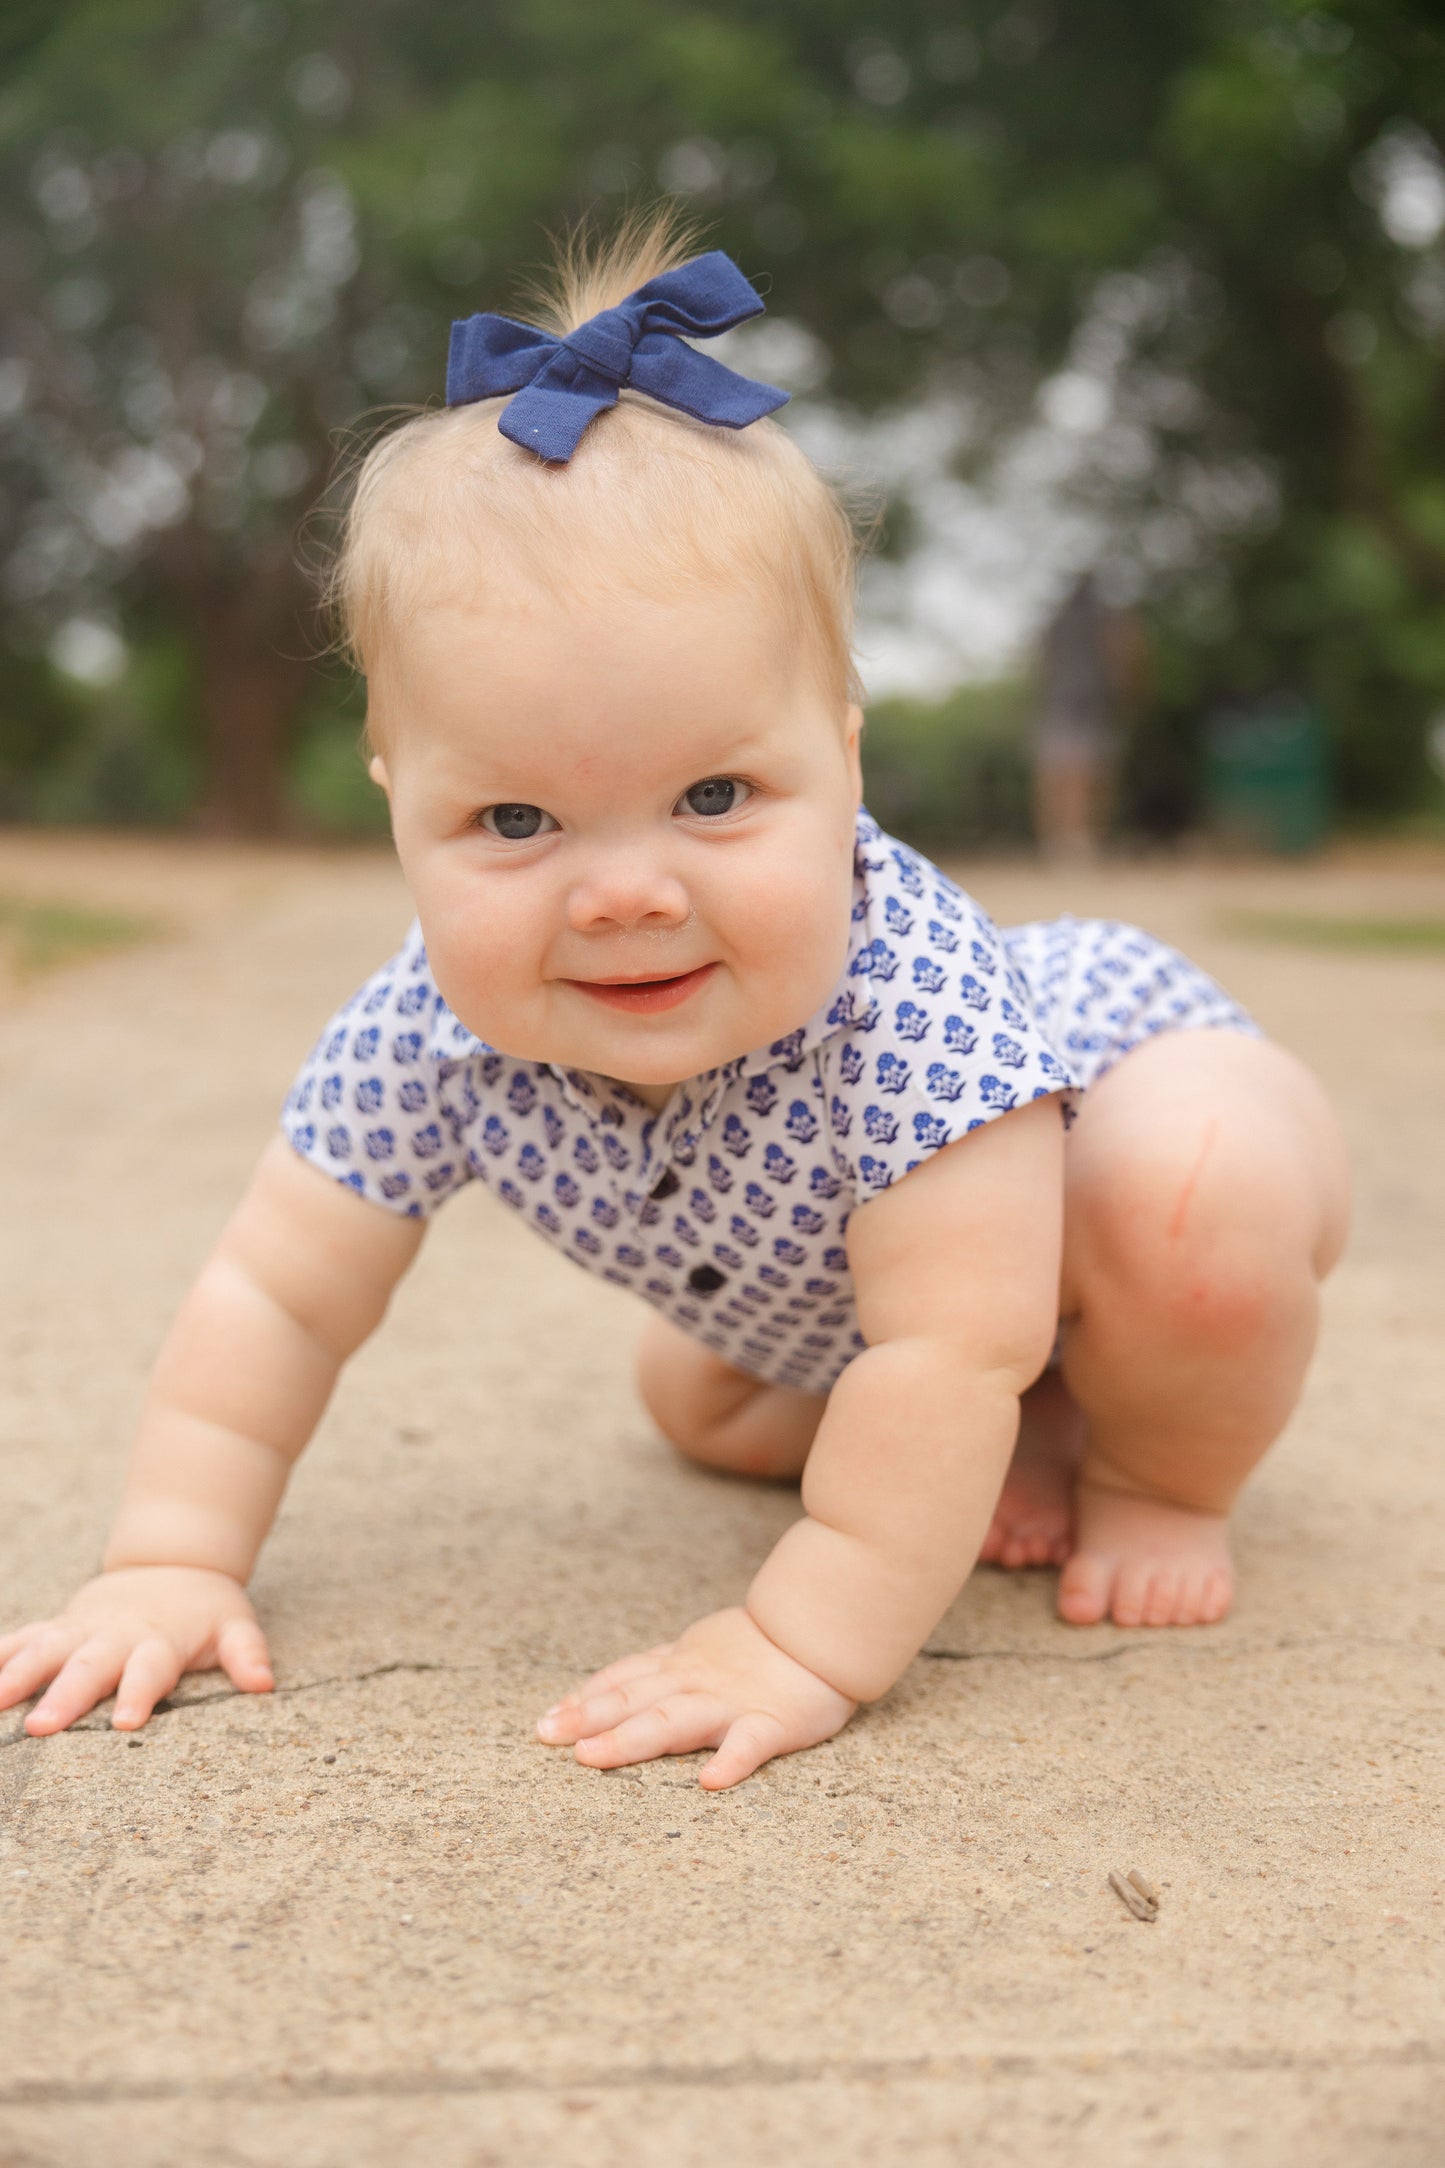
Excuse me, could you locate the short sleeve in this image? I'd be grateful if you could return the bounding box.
[816,873,1076,1200]
[280,926,479,1219]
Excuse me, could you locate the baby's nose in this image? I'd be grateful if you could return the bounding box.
[565,856,691,933]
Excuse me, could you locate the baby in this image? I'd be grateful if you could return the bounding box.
[0,218,1350,1790]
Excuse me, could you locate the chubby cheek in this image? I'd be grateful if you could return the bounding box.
[402,857,549,1046]
[717,835,852,1011]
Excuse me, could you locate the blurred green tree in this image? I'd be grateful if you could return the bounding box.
[1,0,1442,829]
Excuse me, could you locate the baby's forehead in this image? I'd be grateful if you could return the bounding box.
[375,573,817,720]
[399,560,791,646]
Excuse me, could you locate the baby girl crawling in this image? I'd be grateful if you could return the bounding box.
[0,219,1350,1789]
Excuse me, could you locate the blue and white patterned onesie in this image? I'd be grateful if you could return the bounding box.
[281,811,1256,1395]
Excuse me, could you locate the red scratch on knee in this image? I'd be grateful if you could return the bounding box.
[1168,1119,1218,1239]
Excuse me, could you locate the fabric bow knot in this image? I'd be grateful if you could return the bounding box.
[445,250,789,463]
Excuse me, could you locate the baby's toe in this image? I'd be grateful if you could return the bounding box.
[1056,1551,1113,1625]
[1107,1559,1156,1628]
[1036,1523,1072,1568]
[1140,1568,1182,1628]
[1170,1577,1205,1627]
[1200,1568,1234,1623]
[991,1515,1069,1571]
[1176,1567,1223,1626]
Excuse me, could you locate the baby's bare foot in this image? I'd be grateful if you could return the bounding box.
[1057,1476,1234,1627]
[979,1369,1083,1570]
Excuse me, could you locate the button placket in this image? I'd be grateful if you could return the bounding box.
[640,1079,695,1200]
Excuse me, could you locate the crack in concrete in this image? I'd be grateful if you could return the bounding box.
[0,1659,474,1748]
[0,2039,1438,2108]
[156,1657,468,1715]
[920,1644,1133,1665]
[920,1632,1445,1666]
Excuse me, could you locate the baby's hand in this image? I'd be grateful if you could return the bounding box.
[0,1567,273,1736]
[537,1606,856,1790]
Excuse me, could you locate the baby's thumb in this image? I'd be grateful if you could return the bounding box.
[217,1614,274,1693]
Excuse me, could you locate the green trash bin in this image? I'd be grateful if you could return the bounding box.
[1202,697,1331,855]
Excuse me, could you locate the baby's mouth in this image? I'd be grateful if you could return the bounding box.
[566,963,717,1015]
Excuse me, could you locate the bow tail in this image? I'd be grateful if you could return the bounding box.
[497,357,621,463]
[629,338,788,431]
[446,315,557,406]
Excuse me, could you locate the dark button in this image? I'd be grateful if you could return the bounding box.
[688,1264,726,1294]
[650,1168,680,1199]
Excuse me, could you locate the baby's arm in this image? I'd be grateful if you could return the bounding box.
[540,1093,1065,1785]
[0,1138,423,1735]
[749,1091,1064,1696]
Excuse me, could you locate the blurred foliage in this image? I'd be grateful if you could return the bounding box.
[0,0,1443,835]
[0,644,90,817]
[861,681,1032,850]
[20,629,199,824]
[288,669,387,835]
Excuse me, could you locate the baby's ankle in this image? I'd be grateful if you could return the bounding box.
[1076,1444,1232,1520]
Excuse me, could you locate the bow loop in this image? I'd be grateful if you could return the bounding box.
[559,307,637,386]
[444,250,788,463]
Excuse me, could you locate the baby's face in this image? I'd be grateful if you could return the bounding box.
[369,583,862,1108]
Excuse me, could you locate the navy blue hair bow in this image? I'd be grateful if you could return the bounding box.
[445,250,789,463]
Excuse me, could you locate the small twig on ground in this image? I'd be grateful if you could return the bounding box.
[1109,1868,1160,1921]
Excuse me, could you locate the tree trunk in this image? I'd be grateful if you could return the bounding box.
[191,577,319,836]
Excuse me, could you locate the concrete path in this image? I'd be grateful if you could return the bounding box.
[0,832,1441,2166]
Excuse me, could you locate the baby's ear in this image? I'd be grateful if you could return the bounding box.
[367,754,391,796]
[844,704,864,797]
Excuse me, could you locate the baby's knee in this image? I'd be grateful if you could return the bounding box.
[1072,1126,1319,1353]
[635,1314,735,1453]
[1147,1239,1307,1358]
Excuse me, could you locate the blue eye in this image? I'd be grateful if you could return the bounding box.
[479,803,556,840]
[679,778,749,818]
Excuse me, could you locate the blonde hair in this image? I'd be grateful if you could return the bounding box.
[321,206,868,716]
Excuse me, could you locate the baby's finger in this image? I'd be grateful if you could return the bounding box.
[700,1710,790,1792]
[0,1622,53,1668]
[216,1616,274,1695]
[0,1631,75,1713]
[572,1693,729,1771]
[24,1639,125,1736]
[538,1671,674,1746]
[111,1638,185,1731]
[569,1645,675,1702]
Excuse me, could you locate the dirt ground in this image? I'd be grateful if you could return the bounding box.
[0,828,1441,2168]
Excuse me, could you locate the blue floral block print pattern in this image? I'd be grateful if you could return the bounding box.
[281,811,1256,1395]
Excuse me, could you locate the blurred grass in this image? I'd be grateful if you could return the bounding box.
[1219,908,1445,953]
[0,893,159,975]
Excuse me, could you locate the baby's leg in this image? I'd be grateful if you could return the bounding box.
[1054,1029,1350,1627]
[977,1366,1083,1568]
[635,1313,827,1481]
